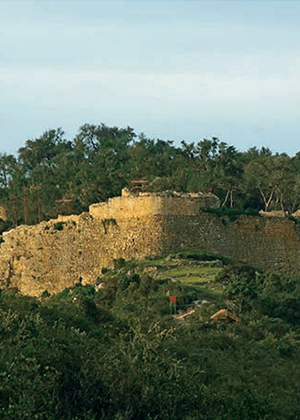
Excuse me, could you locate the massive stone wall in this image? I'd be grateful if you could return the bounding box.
[161,214,300,273]
[0,212,165,296]
[0,190,300,296]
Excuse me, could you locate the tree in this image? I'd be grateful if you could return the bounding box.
[244,153,295,212]
[216,264,261,314]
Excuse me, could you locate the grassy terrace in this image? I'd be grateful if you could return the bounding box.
[140,250,227,305]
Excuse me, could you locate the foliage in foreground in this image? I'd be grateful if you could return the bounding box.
[0,255,300,419]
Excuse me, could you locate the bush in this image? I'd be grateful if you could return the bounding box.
[53,222,65,231]
[216,263,257,285]
[0,219,13,235]
[113,258,126,270]
[41,290,51,298]
[117,275,131,292]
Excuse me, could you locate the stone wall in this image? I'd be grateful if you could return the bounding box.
[161,214,300,273]
[0,190,300,296]
[89,189,220,219]
[0,212,165,296]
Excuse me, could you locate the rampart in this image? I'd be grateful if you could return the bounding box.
[89,190,220,219]
[0,189,300,296]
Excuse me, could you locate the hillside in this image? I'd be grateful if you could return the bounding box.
[0,251,299,419]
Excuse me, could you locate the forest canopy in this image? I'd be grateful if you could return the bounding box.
[1,123,300,227]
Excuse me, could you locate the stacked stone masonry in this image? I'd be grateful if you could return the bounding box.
[0,189,299,296]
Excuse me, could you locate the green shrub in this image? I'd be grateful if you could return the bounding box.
[117,275,131,292]
[0,219,13,235]
[41,290,51,298]
[113,258,126,270]
[53,221,65,231]
[129,273,140,286]
[176,249,230,265]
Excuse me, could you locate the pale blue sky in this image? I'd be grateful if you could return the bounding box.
[1,0,300,155]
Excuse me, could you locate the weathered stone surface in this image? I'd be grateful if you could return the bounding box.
[0,190,300,296]
[89,189,220,219]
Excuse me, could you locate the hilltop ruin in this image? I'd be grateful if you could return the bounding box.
[0,189,300,296]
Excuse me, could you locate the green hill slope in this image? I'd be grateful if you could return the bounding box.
[0,250,299,419]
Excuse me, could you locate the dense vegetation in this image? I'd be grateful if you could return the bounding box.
[0,253,299,419]
[1,123,300,229]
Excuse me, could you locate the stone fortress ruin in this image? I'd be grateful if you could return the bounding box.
[1,188,300,296]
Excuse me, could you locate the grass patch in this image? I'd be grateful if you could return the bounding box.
[191,285,221,302]
[142,250,225,288]
[158,266,222,284]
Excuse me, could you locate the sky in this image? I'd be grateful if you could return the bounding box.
[1,0,300,156]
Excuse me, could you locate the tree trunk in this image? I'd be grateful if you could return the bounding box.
[221,189,230,208]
